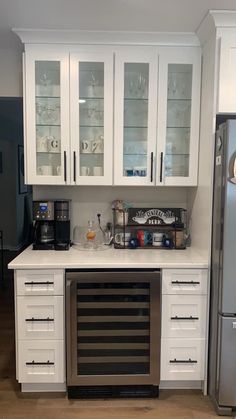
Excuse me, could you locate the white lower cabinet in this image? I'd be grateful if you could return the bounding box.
[161,338,205,381]
[18,339,64,383]
[15,269,65,388]
[161,269,208,385]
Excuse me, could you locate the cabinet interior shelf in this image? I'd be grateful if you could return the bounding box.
[36,124,61,127]
[166,153,189,156]
[36,151,61,155]
[79,97,104,100]
[124,98,148,101]
[80,152,103,155]
[80,125,104,128]
[36,96,60,99]
[167,98,191,101]
[167,126,190,129]
[124,126,148,129]
[123,153,147,156]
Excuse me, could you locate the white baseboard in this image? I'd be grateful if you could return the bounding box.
[21,383,66,392]
[160,380,203,390]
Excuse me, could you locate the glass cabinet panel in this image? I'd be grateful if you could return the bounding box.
[123,63,149,177]
[79,62,104,177]
[165,64,192,178]
[35,61,62,177]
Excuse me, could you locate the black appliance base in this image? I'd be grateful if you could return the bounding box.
[67,385,159,399]
[54,242,70,251]
[32,243,54,250]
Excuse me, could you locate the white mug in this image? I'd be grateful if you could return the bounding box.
[152,232,164,247]
[93,166,103,176]
[56,166,61,176]
[81,140,92,154]
[36,136,48,152]
[81,166,90,176]
[92,137,104,154]
[47,136,60,153]
[38,165,53,176]
[115,232,131,247]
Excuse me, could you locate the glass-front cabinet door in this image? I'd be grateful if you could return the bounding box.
[24,49,70,184]
[70,51,113,185]
[114,49,158,185]
[156,47,201,186]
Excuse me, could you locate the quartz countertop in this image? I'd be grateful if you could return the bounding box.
[8,245,208,270]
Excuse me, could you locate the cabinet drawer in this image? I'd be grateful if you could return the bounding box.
[16,270,64,296]
[162,269,208,295]
[162,295,207,338]
[18,340,65,383]
[17,296,64,340]
[161,338,205,381]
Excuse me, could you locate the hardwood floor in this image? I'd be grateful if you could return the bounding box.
[0,257,231,419]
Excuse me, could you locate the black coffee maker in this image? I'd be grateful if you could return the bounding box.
[32,200,70,250]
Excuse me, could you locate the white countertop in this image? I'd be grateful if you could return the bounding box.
[8,245,208,270]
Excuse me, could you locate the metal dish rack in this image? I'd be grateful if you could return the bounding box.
[113,208,187,250]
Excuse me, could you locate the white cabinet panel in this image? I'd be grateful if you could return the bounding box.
[217,29,236,113]
[16,270,64,296]
[161,338,205,381]
[162,295,207,338]
[17,296,64,340]
[18,340,65,383]
[162,269,208,295]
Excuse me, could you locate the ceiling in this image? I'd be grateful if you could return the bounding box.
[1,0,236,48]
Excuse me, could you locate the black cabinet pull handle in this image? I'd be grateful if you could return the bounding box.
[171,280,200,285]
[24,281,54,285]
[169,358,197,364]
[25,317,54,322]
[26,360,54,366]
[171,315,199,320]
[150,152,154,182]
[160,152,163,182]
[64,151,67,182]
[73,151,76,182]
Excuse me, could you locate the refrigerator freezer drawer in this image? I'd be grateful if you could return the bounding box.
[218,316,236,407]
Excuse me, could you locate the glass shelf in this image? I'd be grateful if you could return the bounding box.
[36,96,60,99]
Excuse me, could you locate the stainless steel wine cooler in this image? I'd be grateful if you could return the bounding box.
[66,270,161,398]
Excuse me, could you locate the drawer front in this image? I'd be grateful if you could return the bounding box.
[18,340,65,383]
[162,295,207,338]
[17,296,64,340]
[16,270,64,296]
[161,338,205,381]
[162,269,208,295]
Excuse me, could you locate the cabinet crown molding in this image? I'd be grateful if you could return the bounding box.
[197,10,236,46]
[12,28,200,47]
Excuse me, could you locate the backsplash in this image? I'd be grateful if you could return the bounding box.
[33,186,188,230]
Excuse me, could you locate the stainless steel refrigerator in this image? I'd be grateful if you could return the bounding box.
[209,119,236,415]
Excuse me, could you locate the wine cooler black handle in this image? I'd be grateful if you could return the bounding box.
[73,151,76,182]
[25,317,54,322]
[169,358,197,364]
[150,152,154,182]
[171,280,200,285]
[171,316,199,320]
[26,360,54,366]
[64,151,67,182]
[24,281,54,285]
[160,152,163,182]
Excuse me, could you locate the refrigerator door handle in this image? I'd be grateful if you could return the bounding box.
[228,152,236,184]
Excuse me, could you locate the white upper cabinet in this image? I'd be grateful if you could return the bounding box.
[23,43,201,186]
[217,29,236,113]
[114,48,158,185]
[156,47,201,186]
[24,48,70,185]
[70,50,113,185]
